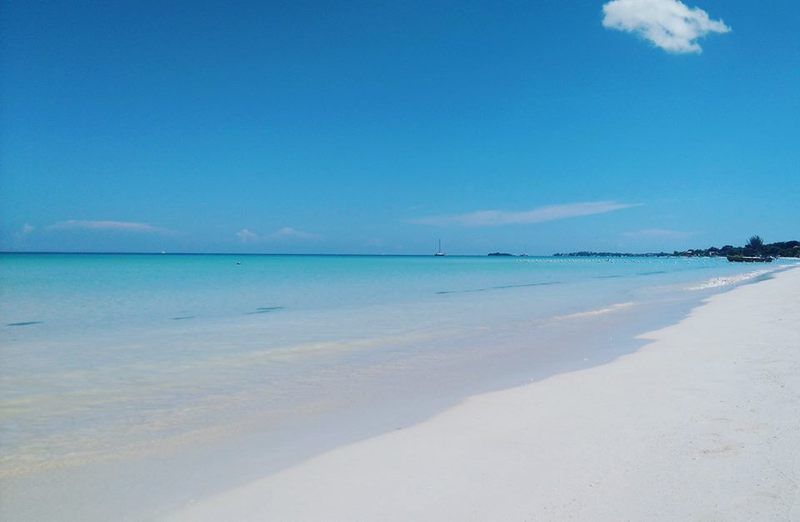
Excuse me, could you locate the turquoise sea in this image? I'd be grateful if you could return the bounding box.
[0,253,793,519]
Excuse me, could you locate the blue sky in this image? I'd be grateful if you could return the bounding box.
[1,0,798,254]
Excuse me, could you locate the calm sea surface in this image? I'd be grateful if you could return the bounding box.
[0,253,792,519]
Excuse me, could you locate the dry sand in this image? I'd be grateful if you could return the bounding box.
[167,267,800,521]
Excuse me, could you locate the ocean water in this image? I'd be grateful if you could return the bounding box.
[0,253,793,519]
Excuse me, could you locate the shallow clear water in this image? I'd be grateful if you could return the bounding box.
[0,253,793,519]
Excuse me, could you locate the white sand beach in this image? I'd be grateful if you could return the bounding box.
[168,266,800,521]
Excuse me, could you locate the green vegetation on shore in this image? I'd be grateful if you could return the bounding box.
[555,237,800,258]
[674,237,799,258]
[553,251,673,258]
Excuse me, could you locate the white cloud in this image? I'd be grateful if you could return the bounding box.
[602,0,731,53]
[410,201,639,227]
[236,228,260,243]
[49,220,163,233]
[270,227,320,240]
[13,223,36,240]
[236,227,320,243]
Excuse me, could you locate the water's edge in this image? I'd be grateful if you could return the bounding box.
[1,258,795,521]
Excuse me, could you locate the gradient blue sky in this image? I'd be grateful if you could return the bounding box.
[1,0,798,254]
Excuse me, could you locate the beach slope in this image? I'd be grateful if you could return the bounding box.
[168,267,800,521]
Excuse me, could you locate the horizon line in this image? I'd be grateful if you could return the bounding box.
[0,250,696,257]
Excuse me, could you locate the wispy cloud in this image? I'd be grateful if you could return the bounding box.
[270,227,320,240]
[48,220,164,233]
[410,201,639,227]
[602,0,731,54]
[623,228,691,239]
[12,223,36,242]
[236,228,260,243]
[235,227,320,243]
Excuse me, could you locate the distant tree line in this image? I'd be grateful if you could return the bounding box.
[553,251,673,258]
[555,237,800,258]
[674,236,800,258]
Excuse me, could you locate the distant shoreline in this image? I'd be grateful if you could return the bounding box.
[556,239,800,259]
[3,239,798,259]
[554,251,675,258]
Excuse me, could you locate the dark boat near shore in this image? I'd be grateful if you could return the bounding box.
[727,255,773,263]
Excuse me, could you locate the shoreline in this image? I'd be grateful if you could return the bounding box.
[168,266,800,521]
[1,262,794,521]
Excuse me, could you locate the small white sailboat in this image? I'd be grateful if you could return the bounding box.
[434,239,446,256]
